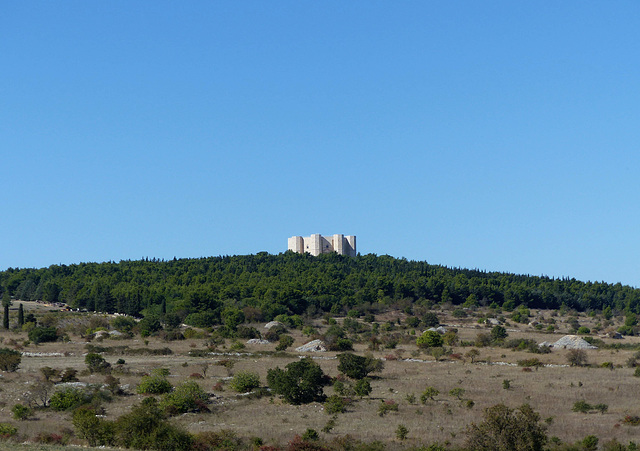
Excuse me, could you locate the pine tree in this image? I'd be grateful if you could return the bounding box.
[2,291,11,329]
[17,303,24,327]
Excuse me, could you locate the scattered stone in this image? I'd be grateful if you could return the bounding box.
[295,339,326,352]
[246,339,270,345]
[427,326,447,334]
[264,321,285,329]
[487,318,501,326]
[552,335,597,349]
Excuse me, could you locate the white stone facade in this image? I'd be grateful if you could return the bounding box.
[288,234,356,257]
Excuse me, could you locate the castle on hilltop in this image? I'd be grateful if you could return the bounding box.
[288,234,356,257]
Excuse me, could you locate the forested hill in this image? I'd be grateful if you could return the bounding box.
[1,252,639,320]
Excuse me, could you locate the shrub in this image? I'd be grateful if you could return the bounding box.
[85,353,111,374]
[594,403,609,414]
[160,381,209,415]
[276,334,295,351]
[396,424,409,441]
[422,312,440,327]
[421,386,439,403]
[324,395,346,414]
[137,375,173,395]
[73,406,116,447]
[267,357,329,405]
[12,403,32,420]
[635,367,640,378]
[577,326,591,335]
[337,353,383,379]
[378,399,399,417]
[622,415,640,426]
[112,316,136,332]
[567,349,589,367]
[417,330,443,348]
[449,388,466,400]
[465,403,547,451]
[302,428,319,441]
[452,309,467,318]
[28,326,58,344]
[114,398,193,450]
[0,423,18,437]
[490,325,508,341]
[0,347,21,372]
[354,378,372,397]
[518,358,543,368]
[50,387,88,411]
[229,371,261,393]
[60,367,79,382]
[572,400,592,413]
[193,430,242,450]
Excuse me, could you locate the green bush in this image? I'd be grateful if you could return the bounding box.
[0,347,21,372]
[337,353,384,379]
[111,316,136,332]
[50,387,89,411]
[114,398,193,450]
[324,395,346,414]
[572,400,592,413]
[354,378,372,397]
[416,331,443,348]
[73,406,116,447]
[11,403,32,420]
[28,326,58,344]
[137,375,173,395]
[422,312,440,327]
[490,326,508,341]
[421,386,439,403]
[378,399,399,416]
[267,357,329,405]
[160,381,209,415]
[85,353,111,374]
[465,403,547,451]
[229,371,261,393]
[302,428,319,441]
[0,423,18,437]
[276,334,295,351]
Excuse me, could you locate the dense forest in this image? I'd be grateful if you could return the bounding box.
[1,252,639,323]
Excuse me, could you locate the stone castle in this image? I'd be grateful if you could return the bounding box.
[288,234,356,257]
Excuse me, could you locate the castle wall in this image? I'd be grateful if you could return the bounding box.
[288,234,356,256]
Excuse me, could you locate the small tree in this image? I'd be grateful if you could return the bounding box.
[567,349,588,367]
[465,349,480,363]
[267,357,328,405]
[449,387,466,400]
[2,291,11,329]
[337,353,383,379]
[420,386,439,403]
[17,303,24,327]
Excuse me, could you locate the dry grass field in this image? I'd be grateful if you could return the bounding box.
[1,301,640,449]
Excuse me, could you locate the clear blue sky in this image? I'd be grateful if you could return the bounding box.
[2,2,639,287]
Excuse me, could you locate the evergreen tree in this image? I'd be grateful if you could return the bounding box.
[17,303,24,327]
[2,291,11,329]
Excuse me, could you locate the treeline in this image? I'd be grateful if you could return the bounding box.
[1,252,639,321]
